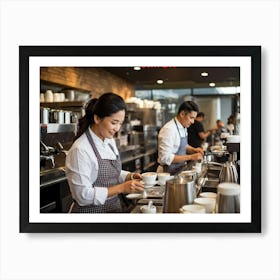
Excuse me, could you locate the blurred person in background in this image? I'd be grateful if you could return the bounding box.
[188,112,213,148]
[226,114,236,135]
[215,119,228,139]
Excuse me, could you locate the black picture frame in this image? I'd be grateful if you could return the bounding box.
[19,46,261,233]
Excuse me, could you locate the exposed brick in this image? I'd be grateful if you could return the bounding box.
[40,67,135,99]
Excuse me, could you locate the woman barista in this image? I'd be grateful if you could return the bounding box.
[65,93,144,213]
[157,100,203,175]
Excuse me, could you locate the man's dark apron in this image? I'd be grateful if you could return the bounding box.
[70,130,122,213]
[163,119,188,175]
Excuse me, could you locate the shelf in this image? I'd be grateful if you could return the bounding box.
[40,101,86,108]
[40,79,91,94]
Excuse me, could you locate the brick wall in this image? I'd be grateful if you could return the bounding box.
[40,67,135,99]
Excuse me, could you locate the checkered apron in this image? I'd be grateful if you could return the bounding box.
[70,130,123,213]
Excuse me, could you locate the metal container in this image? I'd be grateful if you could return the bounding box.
[163,176,197,213]
[40,107,49,124]
[64,111,71,124]
[58,110,64,124]
[128,131,142,146]
[217,183,240,213]
[219,161,238,183]
[49,109,58,123]
[62,89,75,101]
[204,153,217,163]
[178,169,197,182]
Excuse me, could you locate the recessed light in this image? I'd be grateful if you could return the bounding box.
[133,66,141,71]
[201,72,208,77]
[209,82,216,87]
[157,79,164,84]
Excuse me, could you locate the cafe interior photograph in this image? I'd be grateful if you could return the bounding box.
[39,65,241,215]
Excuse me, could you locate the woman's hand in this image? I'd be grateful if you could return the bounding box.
[108,179,144,197]
[122,179,144,194]
[126,172,142,181]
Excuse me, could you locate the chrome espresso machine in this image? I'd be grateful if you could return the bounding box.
[40,107,79,213]
[119,107,164,173]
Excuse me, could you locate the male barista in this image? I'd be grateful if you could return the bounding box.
[157,101,203,175]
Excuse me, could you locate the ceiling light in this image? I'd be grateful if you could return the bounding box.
[133,66,141,71]
[157,79,164,84]
[209,82,216,87]
[201,72,208,77]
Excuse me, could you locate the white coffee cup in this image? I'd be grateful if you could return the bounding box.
[59,93,65,102]
[199,192,217,200]
[140,205,157,214]
[194,197,216,213]
[53,93,61,102]
[179,204,206,214]
[45,90,53,102]
[141,172,157,185]
[157,172,171,185]
[40,93,45,102]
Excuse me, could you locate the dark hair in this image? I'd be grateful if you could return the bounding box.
[227,115,236,124]
[178,101,199,114]
[197,112,205,118]
[74,92,126,141]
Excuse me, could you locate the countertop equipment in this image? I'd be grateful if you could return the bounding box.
[163,176,196,213]
[40,123,76,213]
[217,182,240,213]
[219,161,239,184]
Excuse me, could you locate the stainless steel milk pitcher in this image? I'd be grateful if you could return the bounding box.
[163,176,196,213]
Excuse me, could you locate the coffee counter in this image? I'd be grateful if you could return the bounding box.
[131,205,163,213]
[40,167,72,213]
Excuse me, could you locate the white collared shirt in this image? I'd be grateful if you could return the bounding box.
[65,128,129,206]
[157,117,188,166]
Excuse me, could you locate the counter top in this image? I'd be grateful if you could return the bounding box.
[130,205,163,214]
[40,167,66,188]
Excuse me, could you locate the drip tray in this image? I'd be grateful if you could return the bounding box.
[201,179,220,193]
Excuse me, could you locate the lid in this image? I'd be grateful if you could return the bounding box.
[218,183,240,196]
[179,170,196,176]
[166,177,194,186]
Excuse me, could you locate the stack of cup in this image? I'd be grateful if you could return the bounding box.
[194,197,216,213]
[179,204,206,214]
[53,93,61,102]
[45,90,53,102]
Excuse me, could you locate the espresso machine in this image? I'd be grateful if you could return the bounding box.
[40,108,78,213]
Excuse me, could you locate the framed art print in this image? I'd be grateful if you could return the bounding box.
[19,45,261,233]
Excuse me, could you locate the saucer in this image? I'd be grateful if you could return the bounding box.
[140,180,158,188]
[126,193,142,199]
